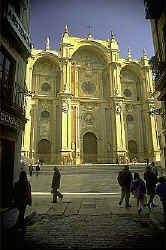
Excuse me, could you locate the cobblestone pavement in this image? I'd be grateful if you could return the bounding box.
[6,196,165,250]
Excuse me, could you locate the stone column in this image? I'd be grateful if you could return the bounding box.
[75,105,80,164]
[149,101,161,161]
[113,100,127,163]
[143,65,154,100]
[51,100,57,164]
[31,100,38,163]
[75,68,79,97]
[137,107,145,161]
[59,91,73,165]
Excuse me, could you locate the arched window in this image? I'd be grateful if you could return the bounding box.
[126,114,134,122]
[38,139,51,154]
[41,82,51,91]
[41,111,49,118]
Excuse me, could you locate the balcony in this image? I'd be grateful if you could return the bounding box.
[0,80,26,119]
[144,0,164,19]
[149,52,166,93]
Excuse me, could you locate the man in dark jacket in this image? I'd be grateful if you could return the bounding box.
[144,166,158,208]
[117,165,133,208]
[51,167,63,203]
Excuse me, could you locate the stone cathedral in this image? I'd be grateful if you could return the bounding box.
[22,26,160,165]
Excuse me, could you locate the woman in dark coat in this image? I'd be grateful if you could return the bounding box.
[131,172,146,215]
[51,167,63,203]
[144,166,158,208]
[14,171,32,228]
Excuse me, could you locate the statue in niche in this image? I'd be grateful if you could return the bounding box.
[62,100,69,112]
[115,103,121,113]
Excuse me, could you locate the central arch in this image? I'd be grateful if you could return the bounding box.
[128,140,137,160]
[83,132,97,163]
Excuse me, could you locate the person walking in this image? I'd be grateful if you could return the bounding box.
[51,167,63,203]
[144,165,158,208]
[28,163,33,176]
[131,172,146,215]
[151,161,158,177]
[35,159,40,176]
[117,165,133,208]
[155,176,166,228]
[13,171,32,229]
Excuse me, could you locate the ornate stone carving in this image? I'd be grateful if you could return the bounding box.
[84,113,94,125]
[81,81,96,94]
[126,104,133,113]
[62,99,69,112]
[81,103,98,112]
[149,102,155,115]
[114,88,119,96]
[64,84,70,93]
[72,53,105,67]
[115,103,121,113]
[41,101,51,111]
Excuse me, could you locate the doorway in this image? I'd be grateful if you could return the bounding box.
[83,132,97,163]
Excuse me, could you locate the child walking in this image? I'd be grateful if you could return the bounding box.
[131,172,146,215]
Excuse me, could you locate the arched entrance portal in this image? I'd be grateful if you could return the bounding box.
[83,132,97,163]
[128,140,137,161]
[38,139,51,164]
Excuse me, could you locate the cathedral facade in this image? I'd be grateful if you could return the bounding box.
[22,26,160,165]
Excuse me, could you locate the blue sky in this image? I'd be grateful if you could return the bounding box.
[30,0,154,59]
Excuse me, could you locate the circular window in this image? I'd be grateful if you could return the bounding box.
[124,89,132,97]
[127,114,134,122]
[41,111,49,118]
[41,82,51,91]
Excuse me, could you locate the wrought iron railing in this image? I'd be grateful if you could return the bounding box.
[1,80,34,117]
[149,51,166,90]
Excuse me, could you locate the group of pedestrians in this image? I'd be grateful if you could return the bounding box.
[12,161,166,231]
[117,163,166,226]
[28,161,41,176]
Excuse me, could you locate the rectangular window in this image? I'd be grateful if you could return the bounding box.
[0,47,15,104]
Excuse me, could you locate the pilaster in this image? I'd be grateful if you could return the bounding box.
[148,100,161,161]
[143,65,154,99]
[109,62,122,96]
[113,97,127,163]
[58,90,73,165]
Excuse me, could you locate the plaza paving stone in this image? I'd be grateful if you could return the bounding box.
[18,196,166,249]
